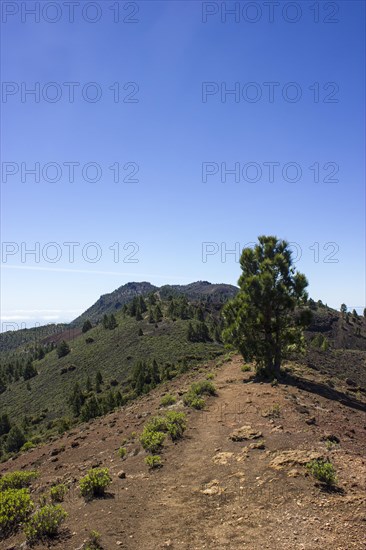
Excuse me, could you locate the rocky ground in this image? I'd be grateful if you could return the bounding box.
[2,355,366,550]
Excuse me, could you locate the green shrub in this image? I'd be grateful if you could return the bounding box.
[0,470,38,491]
[140,411,187,452]
[50,484,68,503]
[6,425,26,453]
[20,441,36,452]
[206,373,215,380]
[84,530,102,550]
[140,428,166,453]
[191,380,216,396]
[306,459,337,486]
[183,392,205,409]
[0,488,34,536]
[183,380,216,409]
[160,394,176,407]
[24,504,67,542]
[79,468,112,500]
[164,411,187,440]
[145,455,162,469]
[117,446,127,459]
[241,364,251,372]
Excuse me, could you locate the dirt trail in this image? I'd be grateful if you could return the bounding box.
[128,358,366,550]
[2,356,365,550]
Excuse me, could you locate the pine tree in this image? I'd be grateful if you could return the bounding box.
[6,425,26,453]
[23,359,37,381]
[57,340,70,358]
[223,236,309,377]
[86,375,93,392]
[196,307,205,322]
[69,382,85,416]
[187,322,195,342]
[95,371,103,393]
[82,320,92,333]
[155,304,163,322]
[102,314,109,329]
[109,314,118,329]
[0,413,11,436]
[80,395,101,422]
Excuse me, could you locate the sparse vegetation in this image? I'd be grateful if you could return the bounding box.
[140,426,166,453]
[0,470,38,491]
[117,446,127,459]
[0,488,34,537]
[306,458,337,486]
[84,530,103,550]
[241,364,251,372]
[145,455,162,469]
[24,504,67,542]
[79,468,112,500]
[140,411,187,454]
[183,380,216,409]
[49,483,68,503]
[160,393,176,407]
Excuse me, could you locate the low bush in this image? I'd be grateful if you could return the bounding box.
[0,470,38,491]
[140,428,166,453]
[160,394,176,407]
[0,488,34,537]
[24,504,67,542]
[164,411,187,440]
[79,468,112,500]
[183,393,205,409]
[145,455,162,469]
[84,530,102,550]
[50,484,68,503]
[190,380,216,396]
[117,446,127,459]
[21,441,36,452]
[241,364,251,372]
[306,459,337,486]
[140,411,187,452]
[183,380,216,409]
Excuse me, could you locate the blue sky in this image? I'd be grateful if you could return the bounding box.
[1,0,365,328]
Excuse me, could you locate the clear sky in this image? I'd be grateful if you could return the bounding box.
[1,0,365,329]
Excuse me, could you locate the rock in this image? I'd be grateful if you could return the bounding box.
[229,425,262,441]
[249,441,265,450]
[270,450,323,470]
[306,417,316,425]
[201,480,225,496]
[213,452,234,465]
[117,470,126,479]
[346,378,357,386]
[71,441,79,448]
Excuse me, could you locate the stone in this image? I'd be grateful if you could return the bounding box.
[117,470,126,479]
[229,425,262,441]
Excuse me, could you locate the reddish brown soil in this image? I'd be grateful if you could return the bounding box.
[2,356,366,550]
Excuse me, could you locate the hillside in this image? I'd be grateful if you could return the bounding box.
[1,355,365,549]
[70,281,238,327]
[0,293,226,454]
